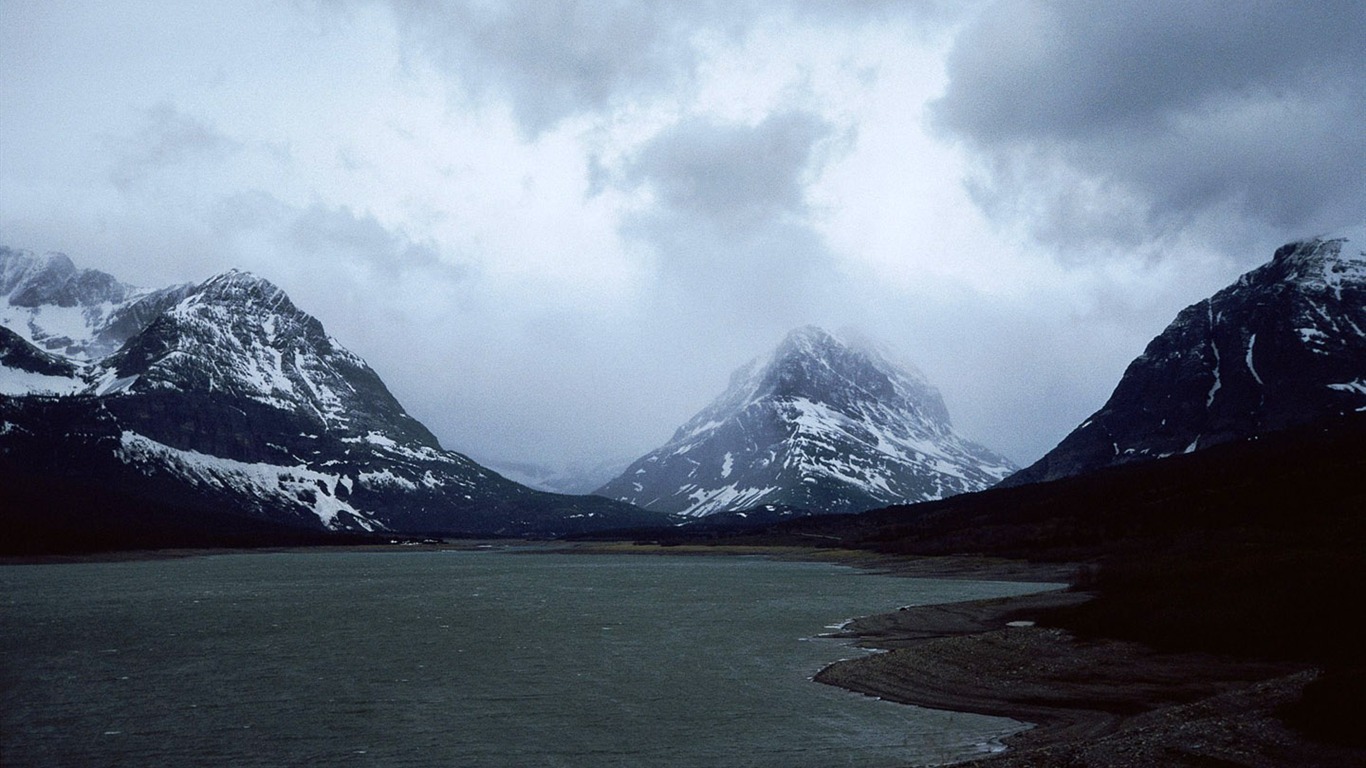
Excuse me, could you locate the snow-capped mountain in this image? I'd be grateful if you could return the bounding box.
[1005,228,1366,487]
[0,247,665,538]
[595,326,1017,516]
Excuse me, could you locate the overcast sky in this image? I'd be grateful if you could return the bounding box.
[3,1,1363,471]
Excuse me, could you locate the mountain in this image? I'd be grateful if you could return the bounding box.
[595,326,1016,516]
[1005,227,1366,487]
[0,248,667,547]
[0,246,193,364]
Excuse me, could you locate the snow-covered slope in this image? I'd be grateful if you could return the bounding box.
[1005,227,1366,487]
[596,326,1016,516]
[0,246,191,364]
[0,248,665,537]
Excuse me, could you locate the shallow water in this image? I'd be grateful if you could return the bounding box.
[2,549,1056,767]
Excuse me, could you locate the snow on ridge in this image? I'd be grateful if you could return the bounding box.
[0,366,85,396]
[115,430,382,531]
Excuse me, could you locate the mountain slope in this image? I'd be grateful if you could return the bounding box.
[596,326,1015,516]
[0,249,666,543]
[1005,228,1366,487]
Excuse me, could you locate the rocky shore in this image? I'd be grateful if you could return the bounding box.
[816,588,1365,767]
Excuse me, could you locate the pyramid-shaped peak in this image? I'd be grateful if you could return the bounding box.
[596,324,1014,516]
[753,325,946,426]
[776,324,838,351]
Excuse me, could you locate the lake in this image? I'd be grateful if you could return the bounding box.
[1,549,1057,767]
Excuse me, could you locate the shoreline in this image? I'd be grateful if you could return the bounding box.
[813,587,1361,767]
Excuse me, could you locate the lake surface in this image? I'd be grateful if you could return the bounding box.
[1,549,1058,767]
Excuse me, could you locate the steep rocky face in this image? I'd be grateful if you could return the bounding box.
[596,326,1016,516]
[1006,228,1366,487]
[0,249,665,538]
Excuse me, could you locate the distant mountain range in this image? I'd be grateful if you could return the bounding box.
[0,247,668,545]
[1005,227,1366,486]
[5,224,1363,552]
[483,456,632,496]
[596,326,1016,516]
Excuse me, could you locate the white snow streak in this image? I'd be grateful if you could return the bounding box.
[1206,303,1222,408]
[1246,334,1264,386]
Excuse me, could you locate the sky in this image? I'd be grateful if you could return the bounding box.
[2,1,1364,473]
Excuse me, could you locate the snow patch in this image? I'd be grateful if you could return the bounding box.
[114,431,381,530]
[0,366,84,396]
[1328,379,1366,396]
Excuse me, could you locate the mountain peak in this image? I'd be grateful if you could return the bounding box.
[1,247,134,309]
[1258,228,1366,289]
[1006,227,1366,487]
[775,324,837,353]
[597,326,1014,516]
[752,325,949,431]
[197,268,290,302]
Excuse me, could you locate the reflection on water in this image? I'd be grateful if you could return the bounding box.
[2,550,1054,767]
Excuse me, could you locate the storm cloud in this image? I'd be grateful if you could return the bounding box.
[934,0,1366,253]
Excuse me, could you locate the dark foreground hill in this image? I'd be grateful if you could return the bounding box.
[674,413,1366,657]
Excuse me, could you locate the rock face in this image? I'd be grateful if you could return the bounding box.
[0,248,664,538]
[596,326,1016,516]
[1006,228,1366,487]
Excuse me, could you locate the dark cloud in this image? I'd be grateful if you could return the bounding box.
[108,102,242,188]
[934,0,1366,251]
[383,0,705,135]
[624,110,840,232]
